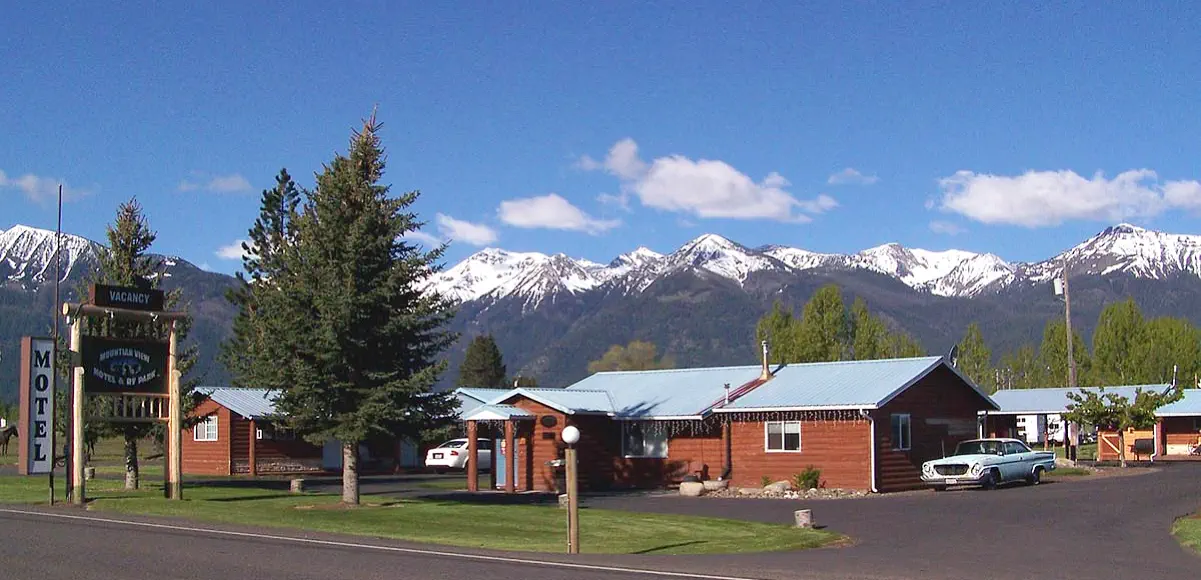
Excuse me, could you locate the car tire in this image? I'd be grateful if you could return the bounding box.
[981,469,998,490]
[933,485,947,493]
[1028,467,1043,486]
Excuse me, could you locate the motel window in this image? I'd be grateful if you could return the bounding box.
[623,421,668,458]
[891,414,911,451]
[194,416,218,442]
[765,421,801,452]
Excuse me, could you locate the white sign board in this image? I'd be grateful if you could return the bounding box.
[21,337,55,474]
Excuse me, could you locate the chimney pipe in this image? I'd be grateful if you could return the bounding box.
[724,383,731,406]
[760,340,771,380]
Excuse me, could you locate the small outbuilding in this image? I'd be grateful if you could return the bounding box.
[184,387,322,476]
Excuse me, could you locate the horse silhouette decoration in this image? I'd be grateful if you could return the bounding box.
[0,426,17,456]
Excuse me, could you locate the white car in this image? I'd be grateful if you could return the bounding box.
[921,438,1057,491]
[424,438,492,473]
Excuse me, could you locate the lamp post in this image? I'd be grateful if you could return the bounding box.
[561,425,580,554]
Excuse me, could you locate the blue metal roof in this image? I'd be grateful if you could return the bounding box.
[989,385,1171,415]
[199,387,278,419]
[461,404,536,421]
[565,365,765,418]
[454,388,512,418]
[1153,389,1201,416]
[720,356,996,411]
[492,387,616,415]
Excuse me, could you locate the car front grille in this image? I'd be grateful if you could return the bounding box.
[935,464,969,476]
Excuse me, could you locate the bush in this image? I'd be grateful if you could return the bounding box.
[760,475,772,487]
[793,466,821,490]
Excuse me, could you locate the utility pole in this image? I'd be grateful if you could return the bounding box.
[1060,257,1079,460]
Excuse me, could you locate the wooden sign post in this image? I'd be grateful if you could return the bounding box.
[65,284,188,505]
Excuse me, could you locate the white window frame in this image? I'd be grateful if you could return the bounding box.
[194,416,219,442]
[891,413,911,451]
[764,421,802,453]
[622,421,669,459]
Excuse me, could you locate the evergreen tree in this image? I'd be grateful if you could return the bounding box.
[955,323,992,388]
[795,284,849,362]
[457,334,507,387]
[1037,319,1092,388]
[588,340,674,373]
[221,169,301,389]
[1092,298,1146,385]
[83,198,197,490]
[263,114,458,504]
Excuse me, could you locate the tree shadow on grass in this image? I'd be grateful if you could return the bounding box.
[631,541,707,555]
[413,491,561,506]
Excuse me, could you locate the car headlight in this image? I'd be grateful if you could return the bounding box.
[970,464,983,477]
[922,463,934,474]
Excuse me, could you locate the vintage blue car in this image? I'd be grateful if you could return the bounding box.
[921,438,1057,491]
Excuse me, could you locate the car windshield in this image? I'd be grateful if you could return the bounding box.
[953,440,1003,456]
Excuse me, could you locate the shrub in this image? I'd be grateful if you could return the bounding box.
[793,466,821,490]
[760,475,773,487]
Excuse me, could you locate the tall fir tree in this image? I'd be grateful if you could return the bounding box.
[795,284,849,362]
[1092,298,1146,385]
[262,113,458,504]
[457,334,507,387]
[955,323,992,388]
[82,198,196,490]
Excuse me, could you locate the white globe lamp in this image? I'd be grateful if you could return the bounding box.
[562,425,580,446]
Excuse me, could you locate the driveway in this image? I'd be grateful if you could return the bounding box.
[580,464,1201,580]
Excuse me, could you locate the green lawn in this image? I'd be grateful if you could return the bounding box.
[0,476,841,555]
[1050,443,1097,461]
[1173,514,1201,555]
[1046,467,1092,477]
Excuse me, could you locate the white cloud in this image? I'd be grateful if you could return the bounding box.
[216,240,250,260]
[498,193,620,234]
[937,169,1201,227]
[403,230,443,247]
[0,169,88,205]
[827,167,880,185]
[597,192,631,211]
[179,172,252,193]
[435,214,498,246]
[929,220,966,236]
[198,262,213,272]
[579,139,834,223]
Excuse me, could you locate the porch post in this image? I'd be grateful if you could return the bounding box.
[466,420,479,492]
[504,420,516,494]
[248,419,257,477]
[489,425,498,490]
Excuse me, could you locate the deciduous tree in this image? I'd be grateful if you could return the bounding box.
[1064,384,1183,467]
[795,285,849,362]
[588,340,674,373]
[955,323,992,388]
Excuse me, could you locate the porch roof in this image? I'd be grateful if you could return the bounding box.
[988,385,1169,415]
[454,388,512,418]
[718,356,997,411]
[1156,389,1201,417]
[461,404,536,422]
[494,387,615,415]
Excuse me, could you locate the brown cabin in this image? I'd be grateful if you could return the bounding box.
[183,387,322,476]
[461,355,998,493]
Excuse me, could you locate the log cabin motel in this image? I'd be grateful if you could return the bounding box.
[459,354,999,493]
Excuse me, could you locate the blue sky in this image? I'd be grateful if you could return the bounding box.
[3,2,1200,274]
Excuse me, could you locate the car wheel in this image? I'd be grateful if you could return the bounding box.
[981,469,998,490]
[1028,467,1043,486]
[434,467,446,475]
[933,485,947,493]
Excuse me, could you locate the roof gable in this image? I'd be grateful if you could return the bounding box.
[199,387,278,419]
[494,387,615,415]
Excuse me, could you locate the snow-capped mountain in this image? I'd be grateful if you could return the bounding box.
[0,225,100,288]
[429,224,1201,305]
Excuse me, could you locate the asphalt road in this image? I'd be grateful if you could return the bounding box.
[2,464,1200,580]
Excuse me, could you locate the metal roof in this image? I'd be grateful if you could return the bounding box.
[719,356,997,411]
[454,388,512,418]
[988,385,1171,415]
[461,404,536,422]
[565,365,765,418]
[493,387,615,415]
[1153,389,1201,417]
[199,387,279,419]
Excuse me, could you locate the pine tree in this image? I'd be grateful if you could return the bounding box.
[1092,298,1146,385]
[587,340,674,373]
[264,113,458,504]
[221,169,301,390]
[83,198,196,490]
[795,284,849,362]
[1037,319,1092,387]
[956,323,992,388]
[457,334,507,387]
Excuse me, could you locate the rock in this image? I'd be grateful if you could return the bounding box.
[702,480,728,491]
[290,478,306,493]
[679,482,706,497]
[794,509,814,528]
[738,487,761,496]
[765,480,795,493]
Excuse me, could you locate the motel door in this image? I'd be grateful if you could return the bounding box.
[494,437,520,489]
